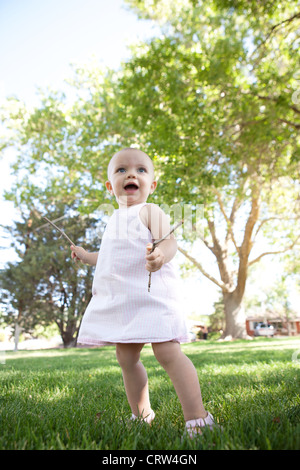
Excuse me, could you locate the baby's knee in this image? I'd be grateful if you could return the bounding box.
[116,343,143,369]
[152,341,181,369]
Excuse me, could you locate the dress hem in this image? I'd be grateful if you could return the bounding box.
[77,336,190,347]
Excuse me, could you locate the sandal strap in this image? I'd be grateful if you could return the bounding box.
[185,412,215,430]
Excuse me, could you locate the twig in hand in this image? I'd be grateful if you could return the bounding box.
[43,216,75,246]
[148,220,184,292]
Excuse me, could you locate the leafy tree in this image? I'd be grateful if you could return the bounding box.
[0,205,103,348]
[209,297,226,334]
[244,274,298,335]
[117,0,300,337]
[1,0,299,339]
[264,277,297,333]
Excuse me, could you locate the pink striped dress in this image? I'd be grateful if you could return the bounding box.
[77,202,189,346]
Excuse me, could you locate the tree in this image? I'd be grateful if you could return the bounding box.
[0,205,103,348]
[209,297,226,334]
[1,0,299,339]
[116,0,300,337]
[244,274,298,335]
[264,277,297,335]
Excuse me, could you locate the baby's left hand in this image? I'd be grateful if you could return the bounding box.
[145,243,165,272]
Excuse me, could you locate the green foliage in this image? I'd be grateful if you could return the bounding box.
[2,0,299,210]
[209,296,226,332]
[1,0,299,339]
[0,205,103,346]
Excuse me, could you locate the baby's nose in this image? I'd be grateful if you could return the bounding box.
[127,171,137,178]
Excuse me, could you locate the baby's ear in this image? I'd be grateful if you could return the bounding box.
[150,180,157,194]
[105,180,114,194]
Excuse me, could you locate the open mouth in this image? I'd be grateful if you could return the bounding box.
[124,183,139,192]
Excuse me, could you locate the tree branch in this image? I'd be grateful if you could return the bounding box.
[268,12,300,34]
[240,91,300,116]
[229,193,244,225]
[236,185,261,297]
[240,187,261,258]
[204,211,236,289]
[254,215,300,240]
[212,188,240,255]
[256,94,300,116]
[278,118,300,129]
[248,235,300,267]
[177,245,230,292]
[249,12,300,61]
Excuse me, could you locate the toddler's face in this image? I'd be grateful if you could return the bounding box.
[106,149,157,207]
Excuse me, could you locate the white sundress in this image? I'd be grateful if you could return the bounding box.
[77,202,189,346]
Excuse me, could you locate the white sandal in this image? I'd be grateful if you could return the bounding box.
[130,410,155,425]
[185,412,216,438]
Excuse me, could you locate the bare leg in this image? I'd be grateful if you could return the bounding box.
[116,343,152,419]
[152,341,207,421]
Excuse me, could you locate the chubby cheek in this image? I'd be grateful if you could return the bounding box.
[112,181,122,195]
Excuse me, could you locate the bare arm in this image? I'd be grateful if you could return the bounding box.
[145,240,177,272]
[70,245,98,266]
[141,204,178,272]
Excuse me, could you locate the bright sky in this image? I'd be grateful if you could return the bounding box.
[0,2,156,208]
[0,0,157,254]
[0,0,158,102]
[0,0,158,207]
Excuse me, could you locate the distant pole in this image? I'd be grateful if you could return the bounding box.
[14,323,22,352]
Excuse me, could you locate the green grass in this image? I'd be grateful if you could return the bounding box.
[0,337,300,450]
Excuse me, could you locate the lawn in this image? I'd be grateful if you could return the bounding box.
[0,337,299,450]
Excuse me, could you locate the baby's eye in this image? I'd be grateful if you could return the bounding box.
[138,167,147,173]
[116,168,126,173]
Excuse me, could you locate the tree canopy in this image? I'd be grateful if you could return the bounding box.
[0,204,103,347]
[1,0,299,339]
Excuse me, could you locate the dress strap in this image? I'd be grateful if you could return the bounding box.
[126,202,148,216]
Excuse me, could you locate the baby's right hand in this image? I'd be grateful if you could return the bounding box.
[70,245,88,264]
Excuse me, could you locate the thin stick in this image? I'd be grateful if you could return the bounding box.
[148,220,184,292]
[43,216,75,246]
[152,220,184,248]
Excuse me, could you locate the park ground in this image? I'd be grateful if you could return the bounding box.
[0,336,299,450]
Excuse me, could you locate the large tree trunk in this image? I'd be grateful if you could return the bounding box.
[178,183,261,339]
[56,316,77,348]
[222,291,248,339]
[61,330,77,348]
